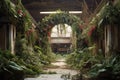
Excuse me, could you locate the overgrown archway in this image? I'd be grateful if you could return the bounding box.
[37,11,83,60]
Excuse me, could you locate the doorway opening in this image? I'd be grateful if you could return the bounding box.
[50,24,72,54]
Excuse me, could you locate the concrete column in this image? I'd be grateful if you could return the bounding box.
[105,25,112,57]
[9,24,16,54]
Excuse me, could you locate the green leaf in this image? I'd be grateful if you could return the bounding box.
[8,65,23,71]
[8,61,23,71]
[98,69,106,73]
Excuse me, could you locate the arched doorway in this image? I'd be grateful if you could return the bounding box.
[38,11,82,55]
[50,24,72,53]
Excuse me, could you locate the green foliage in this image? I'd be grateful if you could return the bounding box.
[87,55,120,80]
[15,45,48,75]
[82,0,120,41]
[97,1,120,27]
[67,47,120,80]
[0,0,55,77]
[0,0,18,23]
[115,0,120,9]
[38,10,82,58]
[0,50,24,80]
[0,50,14,60]
[14,45,55,76]
[35,45,56,63]
[8,61,23,71]
[39,10,80,27]
[38,10,81,38]
[0,47,45,77]
[67,48,100,72]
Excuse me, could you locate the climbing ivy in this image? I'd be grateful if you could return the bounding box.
[0,0,45,76]
[38,10,83,56]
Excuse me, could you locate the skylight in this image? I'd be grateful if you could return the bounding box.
[40,11,82,14]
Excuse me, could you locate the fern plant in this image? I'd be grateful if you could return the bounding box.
[0,50,24,80]
[87,55,120,80]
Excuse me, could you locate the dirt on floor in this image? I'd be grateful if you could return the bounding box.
[24,58,78,80]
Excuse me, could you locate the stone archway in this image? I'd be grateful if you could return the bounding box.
[38,11,82,54]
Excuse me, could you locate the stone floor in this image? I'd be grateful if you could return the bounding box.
[24,58,78,80]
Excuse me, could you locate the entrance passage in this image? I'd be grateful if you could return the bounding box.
[25,57,78,80]
[50,24,72,53]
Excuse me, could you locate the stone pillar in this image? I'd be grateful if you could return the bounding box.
[9,24,16,54]
[105,25,112,57]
